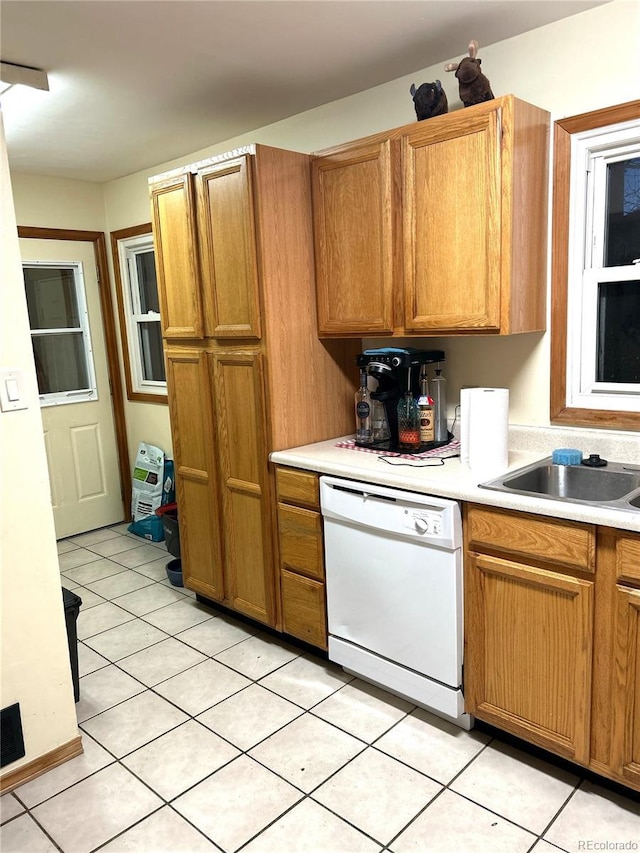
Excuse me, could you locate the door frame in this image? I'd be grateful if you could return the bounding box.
[18,226,131,523]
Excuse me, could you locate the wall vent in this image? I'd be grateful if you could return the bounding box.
[1,703,26,768]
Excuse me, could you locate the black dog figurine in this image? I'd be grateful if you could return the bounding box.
[410,79,448,121]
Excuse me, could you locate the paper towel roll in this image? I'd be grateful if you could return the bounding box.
[461,387,509,476]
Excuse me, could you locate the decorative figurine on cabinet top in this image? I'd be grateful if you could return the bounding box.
[444,40,494,107]
[410,79,449,121]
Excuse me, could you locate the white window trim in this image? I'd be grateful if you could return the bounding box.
[24,259,98,407]
[116,233,166,397]
[565,117,640,414]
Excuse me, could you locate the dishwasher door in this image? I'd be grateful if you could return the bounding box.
[320,476,463,690]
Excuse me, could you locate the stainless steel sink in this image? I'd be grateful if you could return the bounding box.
[480,457,640,512]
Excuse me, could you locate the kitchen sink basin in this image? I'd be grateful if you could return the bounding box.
[480,457,640,511]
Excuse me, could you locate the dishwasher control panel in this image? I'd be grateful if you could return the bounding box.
[320,475,462,550]
[403,509,442,537]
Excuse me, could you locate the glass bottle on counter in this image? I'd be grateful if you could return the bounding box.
[418,365,435,445]
[355,368,374,444]
[433,368,448,442]
[397,391,421,451]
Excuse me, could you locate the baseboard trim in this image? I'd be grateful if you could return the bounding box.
[0,735,84,795]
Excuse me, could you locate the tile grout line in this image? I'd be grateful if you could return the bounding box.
[73,585,550,851]
[19,533,629,852]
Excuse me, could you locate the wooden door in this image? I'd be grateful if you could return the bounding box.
[165,347,224,600]
[611,585,640,786]
[210,349,276,626]
[150,173,204,339]
[465,552,594,763]
[20,238,123,538]
[403,106,502,332]
[311,139,398,336]
[196,156,261,339]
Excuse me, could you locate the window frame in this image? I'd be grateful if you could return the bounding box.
[551,99,640,431]
[110,223,167,405]
[23,259,98,407]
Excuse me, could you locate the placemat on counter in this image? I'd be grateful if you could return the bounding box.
[335,438,461,460]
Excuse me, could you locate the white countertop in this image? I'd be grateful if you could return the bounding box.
[271,436,640,533]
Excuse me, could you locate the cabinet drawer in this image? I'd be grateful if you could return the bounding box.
[466,505,596,572]
[617,534,640,586]
[276,467,320,509]
[278,503,324,580]
[281,569,327,649]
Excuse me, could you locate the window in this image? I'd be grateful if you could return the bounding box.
[23,261,97,406]
[111,224,167,403]
[551,101,640,430]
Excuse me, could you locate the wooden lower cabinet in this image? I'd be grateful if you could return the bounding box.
[165,348,224,601]
[280,570,327,649]
[210,348,276,626]
[276,467,327,650]
[465,506,640,793]
[465,550,594,764]
[611,586,640,786]
[166,345,277,627]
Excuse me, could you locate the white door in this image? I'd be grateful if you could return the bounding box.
[20,238,124,538]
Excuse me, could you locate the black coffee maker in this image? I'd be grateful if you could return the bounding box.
[356,347,446,451]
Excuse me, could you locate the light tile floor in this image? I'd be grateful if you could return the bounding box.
[2,522,640,852]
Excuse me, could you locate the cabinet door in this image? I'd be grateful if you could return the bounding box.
[210,349,276,626]
[277,503,324,581]
[403,107,502,332]
[281,569,327,650]
[196,156,261,339]
[150,174,204,339]
[465,552,594,763]
[311,140,397,336]
[165,348,224,600]
[611,585,640,787]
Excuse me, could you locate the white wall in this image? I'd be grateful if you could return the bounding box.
[102,0,640,438]
[0,114,79,782]
[10,0,640,473]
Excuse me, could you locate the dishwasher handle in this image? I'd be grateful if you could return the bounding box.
[331,483,397,503]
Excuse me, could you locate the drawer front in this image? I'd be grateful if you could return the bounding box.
[275,467,319,509]
[617,534,640,586]
[278,503,324,580]
[281,569,327,650]
[466,505,596,572]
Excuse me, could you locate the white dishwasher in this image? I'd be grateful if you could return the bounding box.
[320,475,470,729]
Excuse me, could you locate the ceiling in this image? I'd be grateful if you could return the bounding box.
[1,0,608,183]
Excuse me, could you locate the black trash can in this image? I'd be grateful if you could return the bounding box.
[155,503,183,586]
[62,587,82,702]
[155,503,180,558]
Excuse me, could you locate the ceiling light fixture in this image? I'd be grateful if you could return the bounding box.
[0,61,49,95]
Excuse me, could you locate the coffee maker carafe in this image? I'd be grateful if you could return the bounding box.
[356,347,446,451]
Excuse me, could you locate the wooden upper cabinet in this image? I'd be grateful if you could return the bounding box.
[403,109,501,332]
[310,96,549,337]
[196,156,261,339]
[403,96,549,334]
[311,139,399,336]
[150,173,204,339]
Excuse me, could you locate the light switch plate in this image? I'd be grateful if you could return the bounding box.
[0,369,28,412]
